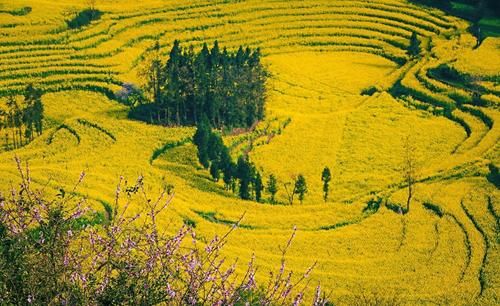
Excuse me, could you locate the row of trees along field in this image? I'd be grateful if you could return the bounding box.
[131,40,266,128]
[0,85,44,150]
[194,117,333,204]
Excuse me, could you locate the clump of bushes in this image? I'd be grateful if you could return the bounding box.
[360,86,378,96]
[66,9,103,29]
[487,163,500,188]
[10,6,32,16]
[0,158,328,305]
[385,200,409,215]
[423,202,444,217]
[363,196,382,214]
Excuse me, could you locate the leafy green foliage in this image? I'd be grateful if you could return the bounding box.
[487,163,500,188]
[266,174,278,204]
[66,9,103,29]
[132,40,267,128]
[294,174,308,204]
[0,85,44,150]
[321,167,332,202]
[407,32,421,58]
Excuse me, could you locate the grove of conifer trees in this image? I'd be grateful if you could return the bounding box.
[131,40,267,128]
[193,117,265,201]
[0,85,44,150]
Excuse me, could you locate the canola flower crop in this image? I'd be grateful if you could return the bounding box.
[0,0,498,304]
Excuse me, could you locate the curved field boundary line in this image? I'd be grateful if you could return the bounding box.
[150,137,192,165]
[444,213,472,283]
[46,124,81,145]
[461,200,489,297]
[76,119,116,142]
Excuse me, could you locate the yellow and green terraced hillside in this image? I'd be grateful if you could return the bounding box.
[0,0,499,304]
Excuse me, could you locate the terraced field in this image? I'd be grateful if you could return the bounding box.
[0,0,499,304]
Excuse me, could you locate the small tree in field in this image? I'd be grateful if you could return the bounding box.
[402,135,418,212]
[267,174,278,204]
[407,31,421,58]
[321,167,331,202]
[193,116,210,168]
[284,174,308,205]
[236,156,252,200]
[295,174,308,204]
[138,41,164,109]
[254,172,263,202]
[283,176,296,205]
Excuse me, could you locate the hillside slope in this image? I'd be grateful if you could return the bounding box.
[0,0,499,304]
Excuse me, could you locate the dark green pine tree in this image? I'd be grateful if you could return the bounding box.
[254,171,263,202]
[220,147,234,190]
[294,174,308,204]
[321,167,332,202]
[267,174,278,204]
[209,160,220,181]
[23,85,43,139]
[23,84,39,141]
[152,40,164,106]
[193,116,210,168]
[236,156,252,200]
[33,91,43,136]
[207,133,224,161]
[165,40,183,125]
[6,95,20,148]
[407,32,421,58]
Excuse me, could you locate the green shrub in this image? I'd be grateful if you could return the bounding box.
[10,6,32,16]
[423,202,444,217]
[487,163,500,188]
[363,197,382,213]
[385,201,408,215]
[361,85,378,96]
[66,9,103,29]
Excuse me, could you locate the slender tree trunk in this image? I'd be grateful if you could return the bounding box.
[13,129,17,148]
[406,183,412,212]
[19,128,23,146]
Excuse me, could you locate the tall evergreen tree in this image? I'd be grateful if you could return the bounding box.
[6,95,19,148]
[236,156,252,200]
[267,174,278,204]
[254,171,263,203]
[193,116,210,168]
[294,174,308,204]
[408,32,421,58]
[33,92,43,136]
[207,133,224,161]
[209,160,220,181]
[23,84,43,141]
[321,167,332,202]
[220,147,234,190]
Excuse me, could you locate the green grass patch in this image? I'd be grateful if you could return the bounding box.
[193,210,255,229]
[66,9,103,29]
[423,202,444,218]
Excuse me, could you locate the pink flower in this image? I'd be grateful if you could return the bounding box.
[292,293,303,306]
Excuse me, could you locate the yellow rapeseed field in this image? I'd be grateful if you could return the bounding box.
[0,0,498,304]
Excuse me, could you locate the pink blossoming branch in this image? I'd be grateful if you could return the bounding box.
[0,158,330,305]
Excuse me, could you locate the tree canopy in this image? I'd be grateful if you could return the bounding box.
[132,40,267,129]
